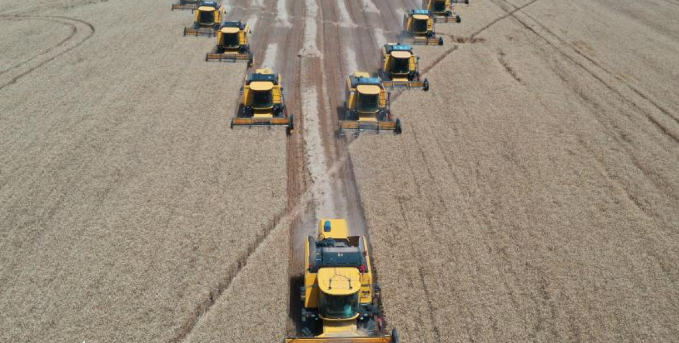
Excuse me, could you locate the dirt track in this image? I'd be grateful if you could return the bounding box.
[1,0,678,342]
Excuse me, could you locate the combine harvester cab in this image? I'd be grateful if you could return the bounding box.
[340,72,402,136]
[231,68,294,135]
[286,219,400,343]
[423,0,462,23]
[380,43,429,91]
[206,21,254,66]
[183,2,224,37]
[400,9,443,46]
[171,0,200,11]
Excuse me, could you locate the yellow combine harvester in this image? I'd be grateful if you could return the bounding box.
[183,2,224,37]
[171,0,200,11]
[423,0,462,23]
[205,21,253,66]
[286,219,399,343]
[231,68,293,134]
[380,43,429,91]
[400,9,443,46]
[339,72,402,135]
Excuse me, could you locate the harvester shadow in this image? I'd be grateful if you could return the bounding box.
[288,273,304,335]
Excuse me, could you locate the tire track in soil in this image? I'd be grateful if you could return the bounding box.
[172,0,536,339]
[0,15,95,90]
[389,0,539,104]
[491,0,679,205]
[0,0,107,16]
[0,17,75,76]
[491,0,679,143]
[168,211,287,343]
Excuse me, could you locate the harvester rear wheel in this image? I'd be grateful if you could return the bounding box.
[456,15,462,23]
[392,329,400,343]
[395,118,402,134]
[438,37,444,45]
[423,79,430,91]
[287,114,294,136]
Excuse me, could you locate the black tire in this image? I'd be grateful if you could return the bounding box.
[438,37,444,45]
[287,114,294,136]
[423,79,429,91]
[230,119,234,130]
[359,317,378,336]
[392,329,400,343]
[395,118,402,134]
[183,27,187,36]
[205,53,208,62]
[456,15,461,23]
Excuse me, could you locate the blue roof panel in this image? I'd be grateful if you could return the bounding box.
[411,9,431,15]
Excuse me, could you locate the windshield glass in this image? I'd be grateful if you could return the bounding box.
[320,293,359,319]
[357,93,379,113]
[413,18,428,32]
[221,33,239,47]
[199,10,215,24]
[252,90,273,108]
[392,57,409,73]
[433,1,446,11]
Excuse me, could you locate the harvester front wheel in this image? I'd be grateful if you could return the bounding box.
[395,118,402,134]
[438,37,444,45]
[423,79,430,91]
[456,15,462,23]
[183,27,187,36]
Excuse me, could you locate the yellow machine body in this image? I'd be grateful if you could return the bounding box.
[401,10,443,45]
[340,72,401,134]
[286,219,397,343]
[206,22,253,66]
[423,0,462,22]
[183,3,224,36]
[232,68,293,134]
[380,43,429,91]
